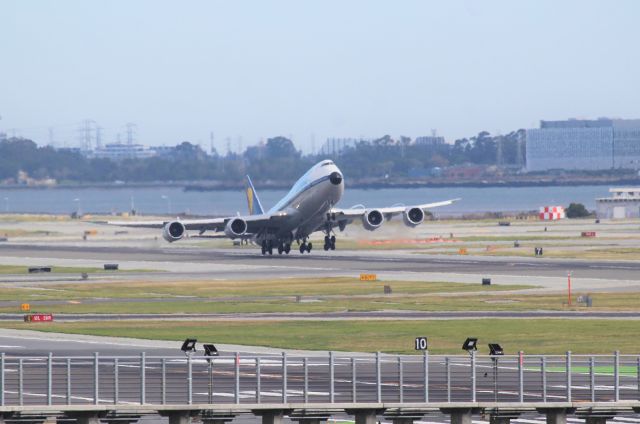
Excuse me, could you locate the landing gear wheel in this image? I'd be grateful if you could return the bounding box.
[261,241,267,255]
[299,243,306,254]
[277,244,283,255]
[324,243,330,251]
[284,244,291,254]
[307,242,312,253]
[267,241,273,255]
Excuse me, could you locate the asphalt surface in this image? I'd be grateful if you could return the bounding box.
[1,243,640,291]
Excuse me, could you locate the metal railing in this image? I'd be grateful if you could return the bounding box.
[0,351,638,406]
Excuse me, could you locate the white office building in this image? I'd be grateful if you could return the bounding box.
[526,118,640,171]
[92,143,156,161]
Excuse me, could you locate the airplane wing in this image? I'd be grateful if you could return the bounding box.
[334,198,460,219]
[105,211,291,239]
[323,198,460,232]
[105,217,227,232]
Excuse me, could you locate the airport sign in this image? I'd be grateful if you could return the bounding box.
[414,337,428,350]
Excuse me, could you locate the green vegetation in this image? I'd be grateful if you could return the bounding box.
[566,202,592,218]
[3,319,639,354]
[1,130,523,184]
[0,278,531,302]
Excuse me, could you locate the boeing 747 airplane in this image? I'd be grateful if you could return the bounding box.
[109,160,459,255]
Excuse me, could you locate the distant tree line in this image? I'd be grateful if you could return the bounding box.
[0,130,526,184]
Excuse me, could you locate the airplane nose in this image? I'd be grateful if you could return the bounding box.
[329,172,342,185]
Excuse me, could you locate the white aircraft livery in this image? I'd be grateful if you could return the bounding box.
[110,160,459,255]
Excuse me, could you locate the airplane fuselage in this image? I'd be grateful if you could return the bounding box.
[259,160,344,242]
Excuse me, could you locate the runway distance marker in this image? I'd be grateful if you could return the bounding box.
[360,273,377,281]
[414,337,428,350]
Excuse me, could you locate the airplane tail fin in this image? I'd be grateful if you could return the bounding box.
[244,175,265,215]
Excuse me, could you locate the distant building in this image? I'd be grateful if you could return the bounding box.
[415,135,445,146]
[526,118,640,171]
[596,188,640,219]
[92,143,156,160]
[319,138,361,156]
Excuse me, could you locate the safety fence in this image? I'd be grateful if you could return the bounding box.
[0,352,638,406]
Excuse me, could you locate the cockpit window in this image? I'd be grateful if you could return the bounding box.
[321,161,334,166]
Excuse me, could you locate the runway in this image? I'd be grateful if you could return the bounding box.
[1,243,640,293]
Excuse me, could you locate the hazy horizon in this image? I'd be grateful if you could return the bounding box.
[2,0,639,153]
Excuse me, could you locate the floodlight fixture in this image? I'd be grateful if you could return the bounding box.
[181,338,197,355]
[203,344,219,357]
[488,343,504,356]
[462,337,478,353]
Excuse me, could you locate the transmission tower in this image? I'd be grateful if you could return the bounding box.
[125,123,137,146]
[96,126,103,149]
[78,119,95,151]
[48,127,55,147]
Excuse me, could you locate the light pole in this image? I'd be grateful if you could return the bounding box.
[73,198,81,216]
[161,195,171,215]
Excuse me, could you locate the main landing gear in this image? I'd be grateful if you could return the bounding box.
[299,241,312,254]
[324,235,336,251]
[261,240,291,256]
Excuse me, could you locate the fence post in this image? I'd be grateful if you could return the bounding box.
[236,352,241,404]
[518,351,524,403]
[542,356,547,402]
[424,351,429,402]
[399,356,404,403]
[330,352,335,403]
[446,356,451,403]
[351,357,356,403]
[303,357,308,403]
[187,354,193,405]
[0,352,4,407]
[614,351,620,402]
[67,358,71,405]
[18,358,23,406]
[47,352,52,406]
[589,356,595,402]
[161,358,166,405]
[637,357,640,401]
[114,358,119,405]
[471,350,476,402]
[140,352,146,404]
[94,352,99,405]
[376,351,381,403]
[257,357,262,404]
[282,352,287,403]
[566,351,572,402]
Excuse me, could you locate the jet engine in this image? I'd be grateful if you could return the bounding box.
[362,209,384,231]
[224,218,248,238]
[403,207,425,227]
[163,221,186,243]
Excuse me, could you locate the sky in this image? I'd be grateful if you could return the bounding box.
[1,0,639,153]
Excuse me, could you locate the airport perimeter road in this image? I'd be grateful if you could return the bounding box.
[1,244,640,291]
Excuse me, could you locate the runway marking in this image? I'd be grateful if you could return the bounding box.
[0,345,24,349]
